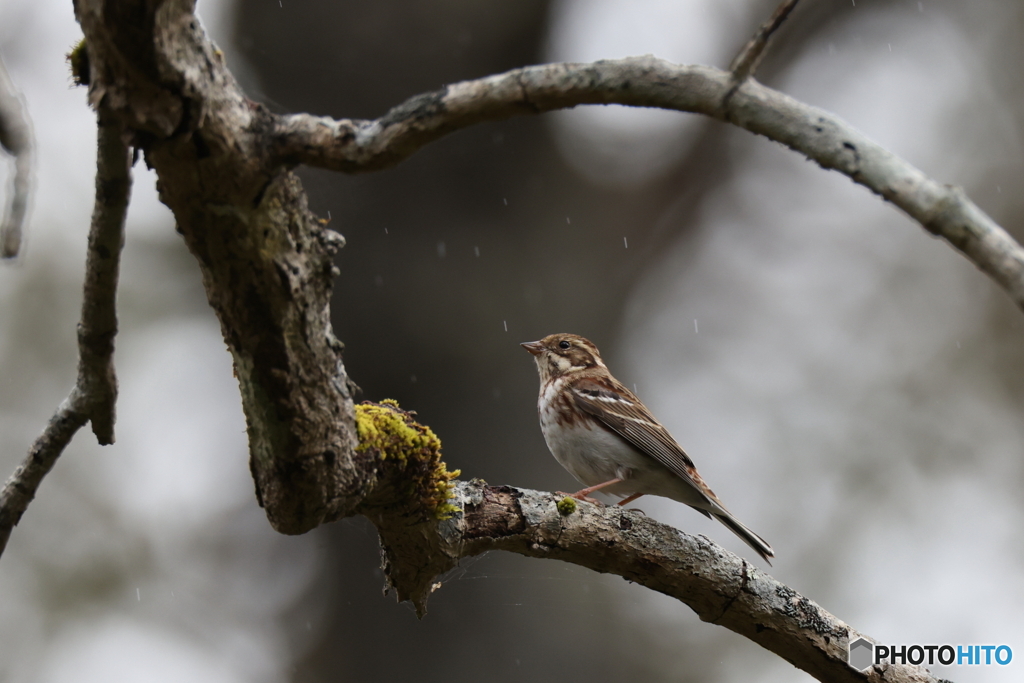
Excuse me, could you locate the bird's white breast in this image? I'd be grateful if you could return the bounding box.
[538,380,646,491]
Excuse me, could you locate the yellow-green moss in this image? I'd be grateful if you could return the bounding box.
[66,39,89,87]
[355,399,461,519]
[556,496,577,516]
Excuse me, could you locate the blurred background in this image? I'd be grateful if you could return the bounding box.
[2,0,1023,681]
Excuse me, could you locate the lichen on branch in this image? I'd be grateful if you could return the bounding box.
[355,400,460,519]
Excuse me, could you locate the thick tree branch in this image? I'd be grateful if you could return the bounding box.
[0,56,32,258]
[273,56,1024,314]
[75,0,360,536]
[368,481,947,683]
[0,117,129,557]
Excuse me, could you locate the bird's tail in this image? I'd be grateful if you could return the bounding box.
[711,510,774,566]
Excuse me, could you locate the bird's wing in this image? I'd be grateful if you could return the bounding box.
[571,376,775,564]
[569,376,714,505]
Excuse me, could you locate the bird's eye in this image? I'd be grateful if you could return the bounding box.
[558,340,571,350]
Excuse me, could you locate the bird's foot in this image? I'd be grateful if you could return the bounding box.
[558,490,603,505]
[616,492,645,506]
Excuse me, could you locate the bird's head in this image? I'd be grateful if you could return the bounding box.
[521,333,605,383]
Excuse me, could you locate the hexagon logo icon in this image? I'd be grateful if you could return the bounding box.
[848,637,874,671]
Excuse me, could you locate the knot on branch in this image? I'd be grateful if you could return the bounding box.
[355,400,460,519]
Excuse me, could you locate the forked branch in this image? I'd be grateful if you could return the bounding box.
[0,117,129,556]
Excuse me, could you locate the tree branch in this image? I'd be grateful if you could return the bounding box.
[368,480,947,683]
[79,116,129,444]
[729,0,801,82]
[0,117,129,557]
[273,56,1024,315]
[0,55,32,259]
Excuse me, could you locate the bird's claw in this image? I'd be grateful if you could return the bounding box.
[557,491,603,505]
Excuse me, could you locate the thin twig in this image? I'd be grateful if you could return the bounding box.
[729,0,801,81]
[0,117,129,558]
[78,116,130,444]
[0,55,32,258]
[0,403,89,556]
[272,56,1024,315]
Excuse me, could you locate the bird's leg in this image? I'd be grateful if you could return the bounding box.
[569,477,624,504]
[617,492,645,506]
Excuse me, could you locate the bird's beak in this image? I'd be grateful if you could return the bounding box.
[521,341,544,356]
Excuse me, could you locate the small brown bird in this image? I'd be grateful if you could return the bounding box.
[522,333,774,565]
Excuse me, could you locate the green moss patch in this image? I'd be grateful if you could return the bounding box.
[66,39,89,86]
[355,399,460,519]
[557,496,577,516]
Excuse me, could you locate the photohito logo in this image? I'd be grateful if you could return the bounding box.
[847,636,1013,671]
[848,637,874,671]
